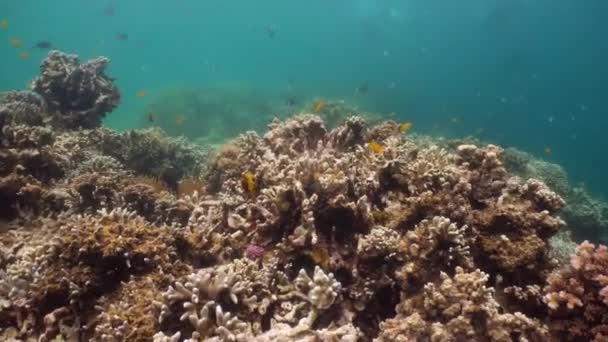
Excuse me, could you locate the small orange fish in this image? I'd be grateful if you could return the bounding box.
[18,52,29,60]
[399,122,413,133]
[312,99,324,112]
[136,91,146,97]
[544,147,552,154]
[368,141,384,154]
[242,171,256,194]
[9,38,23,48]
[1,19,7,30]
[308,247,330,269]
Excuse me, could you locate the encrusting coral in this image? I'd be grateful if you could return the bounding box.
[1,51,606,341]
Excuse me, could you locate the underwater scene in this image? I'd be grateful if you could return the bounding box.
[1,0,608,341]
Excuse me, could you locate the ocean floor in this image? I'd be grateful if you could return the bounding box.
[1,51,607,341]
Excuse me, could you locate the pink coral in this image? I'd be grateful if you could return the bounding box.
[544,241,608,341]
[244,244,265,261]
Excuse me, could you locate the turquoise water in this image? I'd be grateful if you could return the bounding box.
[1,0,607,195]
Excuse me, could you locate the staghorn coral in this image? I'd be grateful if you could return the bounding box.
[31,50,120,129]
[396,216,473,291]
[155,259,273,340]
[377,267,548,342]
[544,241,608,341]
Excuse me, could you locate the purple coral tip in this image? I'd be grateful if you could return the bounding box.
[245,244,265,260]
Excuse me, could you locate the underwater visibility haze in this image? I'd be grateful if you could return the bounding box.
[1,0,608,341]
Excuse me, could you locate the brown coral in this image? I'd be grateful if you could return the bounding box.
[377,267,548,342]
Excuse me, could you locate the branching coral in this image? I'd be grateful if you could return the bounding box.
[544,241,608,341]
[377,267,548,341]
[396,216,473,291]
[155,259,272,340]
[0,69,589,342]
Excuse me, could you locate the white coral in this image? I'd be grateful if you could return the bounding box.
[357,225,401,258]
[294,266,341,310]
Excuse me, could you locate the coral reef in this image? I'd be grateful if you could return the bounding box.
[503,147,608,243]
[31,50,120,129]
[377,267,548,341]
[1,51,606,341]
[307,99,385,129]
[544,241,608,341]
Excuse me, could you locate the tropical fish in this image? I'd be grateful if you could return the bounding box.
[34,41,52,49]
[136,91,146,97]
[312,99,324,112]
[1,19,7,30]
[18,52,29,60]
[9,38,23,48]
[265,24,278,39]
[399,122,413,133]
[368,141,385,154]
[147,112,155,123]
[355,81,369,95]
[450,117,460,124]
[308,247,330,269]
[103,5,115,16]
[544,147,552,154]
[285,97,296,107]
[175,114,186,126]
[115,32,128,41]
[242,171,256,194]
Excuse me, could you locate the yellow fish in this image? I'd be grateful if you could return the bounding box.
[308,247,330,269]
[18,52,29,60]
[242,171,256,194]
[9,38,23,48]
[368,141,384,154]
[544,147,552,154]
[399,122,413,133]
[312,99,324,112]
[1,19,7,30]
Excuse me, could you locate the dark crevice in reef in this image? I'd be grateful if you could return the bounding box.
[315,206,369,244]
[353,284,400,339]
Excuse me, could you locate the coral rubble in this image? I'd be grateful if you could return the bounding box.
[1,51,606,341]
